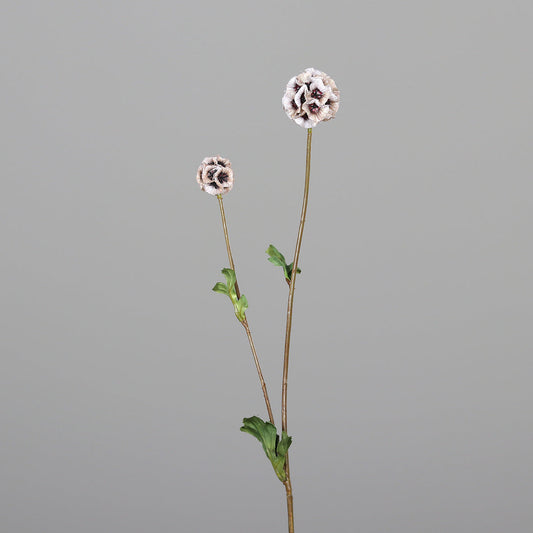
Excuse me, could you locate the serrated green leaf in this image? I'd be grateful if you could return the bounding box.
[221,268,236,293]
[212,282,229,295]
[267,256,286,267]
[240,416,292,482]
[234,294,248,322]
[266,245,290,281]
[271,456,286,480]
[266,244,286,264]
[277,431,292,458]
[266,245,286,269]
[212,268,247,323]
[267,245,302,282]
[241,417,277,456]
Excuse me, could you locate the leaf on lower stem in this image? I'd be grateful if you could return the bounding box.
[240,416,293,482]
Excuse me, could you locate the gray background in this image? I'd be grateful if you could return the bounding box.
[1,1,532,532]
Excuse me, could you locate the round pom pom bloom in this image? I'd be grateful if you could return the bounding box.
[196,156,234,196]
[282,68,340,128]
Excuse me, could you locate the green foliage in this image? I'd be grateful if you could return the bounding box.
[234,294,248,322]
[221,268,236,294]
[266,244,286,268]
[240,416,293,482]
[212,268,248,323]
[212,282,229,296]
[266,244,301,282]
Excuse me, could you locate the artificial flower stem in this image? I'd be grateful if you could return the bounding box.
[282,127,312,431]
[242,318,275,424]
[217,194,241,299]
[216,195,275,425]
[284,475,294,533]
[281,127,313,533]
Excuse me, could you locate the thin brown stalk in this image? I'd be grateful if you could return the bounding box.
[284,473,294,533]
[242,318,274,425]
[216,195,275,425]
[217,194,241,299]
[281,127,313,533]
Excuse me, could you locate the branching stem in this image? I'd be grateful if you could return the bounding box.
[216,195,275,425]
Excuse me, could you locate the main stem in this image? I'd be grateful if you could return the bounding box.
[282,127,313,533]
[216,195,275,425]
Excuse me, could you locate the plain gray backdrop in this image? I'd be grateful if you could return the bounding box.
[1,1,532,532]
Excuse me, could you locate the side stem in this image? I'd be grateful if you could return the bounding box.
[242,319,275,424]
[281,127,313,533]
[216,195,275,425]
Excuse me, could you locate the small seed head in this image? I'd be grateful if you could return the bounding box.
[196,156,234,196]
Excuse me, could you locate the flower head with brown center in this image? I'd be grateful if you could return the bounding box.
[282,67,340,128]
[196,156,234,196]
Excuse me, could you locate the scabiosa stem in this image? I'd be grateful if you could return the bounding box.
[282,128,312,433]
[216,194,275,425]
[217,194,241,299]
[242,321,274,425]
[281,127,313,533]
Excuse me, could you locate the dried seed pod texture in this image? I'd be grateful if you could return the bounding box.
[196,156,234,196]
[282,67,340,128]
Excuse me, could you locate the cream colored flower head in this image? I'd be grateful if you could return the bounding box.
[196,156,234,196]
[282,68,340,128]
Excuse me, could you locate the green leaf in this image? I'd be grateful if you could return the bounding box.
[267,256,285,267]
[266,244,286,267]
[213,268,248,323]
[241,416,277,456]
[212,268,249,323]
[234,294,248,322]
[240,416,292,482]
[286,262,302,281]
[212,282,229,295]
[277,431,292,458]
[221,268,237,293]
[266,244,301,282]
